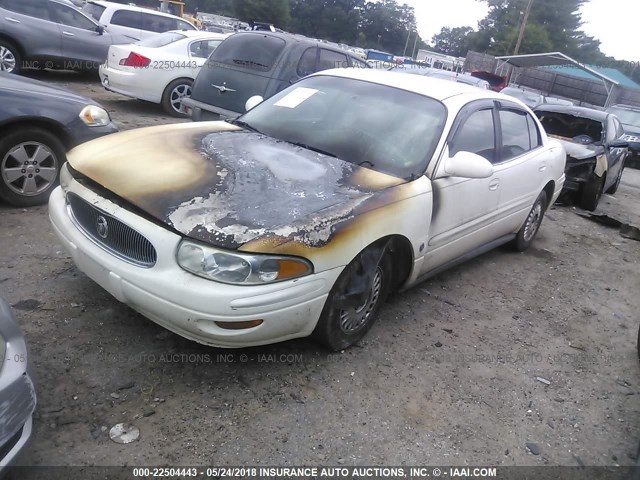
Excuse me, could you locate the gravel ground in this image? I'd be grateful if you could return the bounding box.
[2,70,639,470]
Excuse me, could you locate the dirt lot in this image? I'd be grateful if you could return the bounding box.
[2,70,640,470]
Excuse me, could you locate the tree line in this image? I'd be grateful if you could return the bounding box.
[129,0,637,82]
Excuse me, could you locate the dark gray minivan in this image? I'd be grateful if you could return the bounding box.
[182,31,369,120]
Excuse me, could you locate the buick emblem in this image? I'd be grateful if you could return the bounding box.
[212,83,236,93]
[96,215,109,239]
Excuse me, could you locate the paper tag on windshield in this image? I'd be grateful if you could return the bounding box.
[274,88,319,108]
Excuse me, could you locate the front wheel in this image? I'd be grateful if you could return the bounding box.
[0,128,65,207]
[0,40,21,74]
[580,174,605,211]
[313,245,392,351]
[161,78,193,117]
[512,190,548,252]
[606,160,625,195]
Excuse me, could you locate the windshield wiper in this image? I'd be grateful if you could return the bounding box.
[229,119,263,135]
[287,141,337,158]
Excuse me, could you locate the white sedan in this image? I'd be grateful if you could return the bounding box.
[99,30,229,117]
[49,69,566,350]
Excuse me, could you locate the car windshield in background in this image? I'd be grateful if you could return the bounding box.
[208,34,285,71]
[137,31,187,48]
[536,111,604,144]
[238,75,447,179]
[608,107,640,127]
[82,2,106,21]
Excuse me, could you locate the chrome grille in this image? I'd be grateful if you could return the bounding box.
[67,193,157,268]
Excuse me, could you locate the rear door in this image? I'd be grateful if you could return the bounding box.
[190,33,287,115]
[49,0,109,66]
[0,0,62,61]
[491,104,552,233]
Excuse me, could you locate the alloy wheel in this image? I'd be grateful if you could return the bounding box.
[1,142,59,196]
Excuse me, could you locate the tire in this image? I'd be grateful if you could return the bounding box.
[579,173,605,211]
[161,78,193,117]
[312,245,392,351]
[0,40,21,74]
[606,160,624,195]
[0,128,65,207]
[512,190,548,252]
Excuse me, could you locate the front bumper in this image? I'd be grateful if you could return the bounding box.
[0,300,36,472]
[562,157,596,192]
[48,180,342,348]
[181,97,239,122]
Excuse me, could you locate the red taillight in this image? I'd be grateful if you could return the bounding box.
[119,52,151,67]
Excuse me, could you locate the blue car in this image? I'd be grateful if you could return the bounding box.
[0,72,117,206]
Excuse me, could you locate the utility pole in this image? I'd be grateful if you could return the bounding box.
[411,31,419,60]
[403,30,412,57]
[513,0,534,56]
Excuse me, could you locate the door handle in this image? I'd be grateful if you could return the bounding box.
[6,17,20,23]
[489,179,500,191]
[62,31,75,37]
[538,163,547,172]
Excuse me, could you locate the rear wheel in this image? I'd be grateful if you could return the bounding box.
[512,190,547,252]
[313,245,392,351]
[161,78,193,117]
[0,128,65,207]
[0,40,20,74]
[580,174,605,211]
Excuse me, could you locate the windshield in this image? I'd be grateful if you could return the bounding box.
[237,75,447,179]
[535,111,604,144]
[137,31,186,48]
[608,107,640,127]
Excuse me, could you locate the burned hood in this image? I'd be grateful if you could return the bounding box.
[67,122,405,249]
[550,135,604,160]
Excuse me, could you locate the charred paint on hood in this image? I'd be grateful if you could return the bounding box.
[67,122,408,250]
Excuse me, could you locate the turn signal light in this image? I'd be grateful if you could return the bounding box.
[214,320,264,330]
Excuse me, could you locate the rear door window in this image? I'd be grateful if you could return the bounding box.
[110,10,144,29]
[297,47,317,77]
[209,34,285,72]
[189,39,222,59]
[318,48,348,71]
[499,109,531,161]
[0,0,50,19]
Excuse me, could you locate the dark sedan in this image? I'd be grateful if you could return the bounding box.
[534,104,628,211]
[606,104,640,168]
[0,72,117,206]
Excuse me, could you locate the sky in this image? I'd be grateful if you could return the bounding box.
[403,0,640,62]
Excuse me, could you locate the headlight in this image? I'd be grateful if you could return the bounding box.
[79,105,111,127]
[177,240,313,285]
[59,162,72,191]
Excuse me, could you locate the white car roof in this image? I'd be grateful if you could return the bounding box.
[91,0,187,20]
[315,68,509,103]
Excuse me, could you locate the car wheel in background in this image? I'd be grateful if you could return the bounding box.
[512,190,548,252]
[0,41,21,74]
[580,174,605,211]
[0,128,65,207]
[162,78,193,117]
[606,160,625,195]
[313,244,392,351]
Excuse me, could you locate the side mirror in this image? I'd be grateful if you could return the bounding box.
[96,24,105,35]
[245,95,263,112]
[609,139,629,149]
[442,151,494,179]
